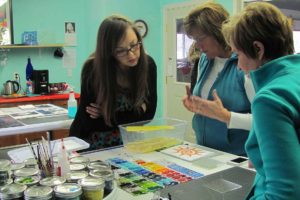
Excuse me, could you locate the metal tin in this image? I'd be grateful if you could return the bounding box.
[87,161,110,171]
[54,183,82,199]
[70,156,90,164]
[14,168,39,177]
[67,171,88,183]
[24,185,53,200]
[78,176,105,200]
[89,170,114,194]
[70,163,86,171]
[40,176,66,187]
[0,183,27,199]
[15,175,40,187]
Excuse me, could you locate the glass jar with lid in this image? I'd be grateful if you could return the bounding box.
[0,179,13,191]
[89,169,114,195]
[24,185,53,200]
[40,176,66,188]
[78,176,105,200]
[0,183,27,200]
[10,163,25,179]
[54,183,82,200]
[0,160,11,185]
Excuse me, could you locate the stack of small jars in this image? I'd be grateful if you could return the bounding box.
[0,157,114,200]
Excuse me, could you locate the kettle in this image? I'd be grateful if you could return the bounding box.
[3,80,20,95]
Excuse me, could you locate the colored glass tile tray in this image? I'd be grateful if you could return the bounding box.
[111,165,162,195]
[108,158,177,187]
[156,160,204,179]
[135,160,203,182]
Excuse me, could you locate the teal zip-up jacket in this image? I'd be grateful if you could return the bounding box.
[246,54,300,200]
[192,53,251,155]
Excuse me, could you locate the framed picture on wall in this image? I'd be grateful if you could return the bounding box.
[0,0,13,45]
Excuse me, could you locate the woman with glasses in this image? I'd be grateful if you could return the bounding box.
[182,2,254,155]
[70,15,157,150]
[223,2,300,199]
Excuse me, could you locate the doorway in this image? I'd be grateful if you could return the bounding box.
[163,0,205,143]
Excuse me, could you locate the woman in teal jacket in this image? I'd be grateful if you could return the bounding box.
[182,2,253,155]
[223,2,300,199]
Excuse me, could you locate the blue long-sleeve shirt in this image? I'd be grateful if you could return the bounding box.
[246,54,300,199]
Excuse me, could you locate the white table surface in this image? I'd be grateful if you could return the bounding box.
[0,105,73,137]
[82,143,252,200]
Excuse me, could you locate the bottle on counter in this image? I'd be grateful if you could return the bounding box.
[26,57,34,81]
[67,89,77,118]
[25,57,34,96]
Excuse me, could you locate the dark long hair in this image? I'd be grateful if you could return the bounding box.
[85,15,148,126]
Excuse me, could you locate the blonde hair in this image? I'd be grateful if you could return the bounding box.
[184,2,230,51]
[222,2,294,60]
[188,41,201,64]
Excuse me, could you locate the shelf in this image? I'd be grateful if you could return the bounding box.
[0,44,64,49]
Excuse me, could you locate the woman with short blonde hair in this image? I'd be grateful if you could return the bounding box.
[223,2,300,199]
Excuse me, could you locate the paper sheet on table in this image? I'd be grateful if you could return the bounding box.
[8,137,89,163]
[125,125,174,132]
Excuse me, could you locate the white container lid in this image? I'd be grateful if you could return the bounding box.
[54,183,82,198]
[67,171,89,182]
[40,176,66,187]
[70,156,90,164]
[14,168,39,177]
[0,183,27,199]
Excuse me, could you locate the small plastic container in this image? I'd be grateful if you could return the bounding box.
[0,183,27,200]
[87,161,110,171]
[70,163,86,171]
[14,168,39,177]
[40,176,66,188]
[54,183,82,200]
[24,185,53,200]
[78,176,105,200]
[70,156,90,165]
[15,175,40,187]
[89,170,114,195]
[119,118,187,153]
[67,171,89,183]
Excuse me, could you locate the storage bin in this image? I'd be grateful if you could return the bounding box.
[119,118,187,153]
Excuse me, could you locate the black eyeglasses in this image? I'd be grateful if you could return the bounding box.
[115,41,142,57]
